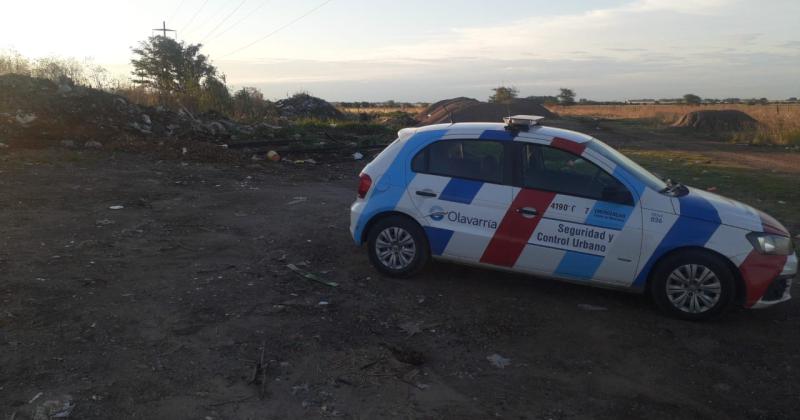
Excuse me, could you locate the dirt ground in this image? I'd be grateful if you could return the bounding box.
[2,124,799,419]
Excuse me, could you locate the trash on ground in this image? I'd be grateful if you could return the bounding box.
[32,395,75,420]
[286,197,308,205]
[109,205,124,210]
[352,152,364,160]
[486,353,511,369]
[577,304,608,311]
[267,150,280,162]
[399,321,423,337]
[286,263,339,287]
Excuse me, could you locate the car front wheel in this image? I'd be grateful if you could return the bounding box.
[367,216,429,277]
[650,251,736,320]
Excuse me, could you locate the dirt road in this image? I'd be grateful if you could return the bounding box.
[1,149,798,419]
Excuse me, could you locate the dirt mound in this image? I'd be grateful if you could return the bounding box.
[417,97,555,125]
[276,93,343,120]
[0,74,273,148]
[672,110,758,131]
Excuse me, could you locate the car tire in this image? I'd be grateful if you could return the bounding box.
[650,250,736,321]
[367,215,429,278]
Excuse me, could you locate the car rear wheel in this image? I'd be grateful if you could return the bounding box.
[367,216,429,277]
[650,251,735,321]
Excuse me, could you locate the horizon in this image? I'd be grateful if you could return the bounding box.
[2,0,799,102]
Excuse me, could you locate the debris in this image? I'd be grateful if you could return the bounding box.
[286,197,307,206]
[84,140,103,149]
[109,205,124,210]
[318,300,330,306]
[275,93,343,120]
[778,200,786,204]
[487,353,511,369]
[352,152,364,160]
[15,112,37,126]
[577,304,608,311]
[286,263,339,287]
[29,392,43,404]
[32,395,74,420]
[266,150,281,162]
[292,158,317,165]
[399,321,422,337]
[383,343,425,366]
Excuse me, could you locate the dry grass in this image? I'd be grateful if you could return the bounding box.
[338,106,426,115]
[549,104,800,145]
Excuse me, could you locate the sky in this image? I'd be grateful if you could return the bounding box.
[2,0,799,101]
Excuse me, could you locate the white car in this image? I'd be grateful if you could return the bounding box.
[350,116,797,320]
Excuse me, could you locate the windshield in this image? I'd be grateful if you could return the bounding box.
[587,139,667,192]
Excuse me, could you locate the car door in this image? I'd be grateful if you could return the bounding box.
[407,139,513,261]
[493,142,643,285]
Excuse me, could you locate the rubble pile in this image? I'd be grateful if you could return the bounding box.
[275,93,343,120]
[416,97,556,125]
[0,74,275,148]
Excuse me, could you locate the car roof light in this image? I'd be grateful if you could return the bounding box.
[503,115,545,130]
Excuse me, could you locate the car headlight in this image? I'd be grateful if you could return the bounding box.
[746,232,794,255]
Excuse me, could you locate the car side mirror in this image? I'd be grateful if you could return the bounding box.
[601,186,633,205]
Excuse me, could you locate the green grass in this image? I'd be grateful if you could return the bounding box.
[623,149,800,233]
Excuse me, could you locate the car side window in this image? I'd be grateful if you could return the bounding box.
[412,140,505,184]
[522,144,633,205]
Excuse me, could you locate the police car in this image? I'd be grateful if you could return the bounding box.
[349,116,797,320]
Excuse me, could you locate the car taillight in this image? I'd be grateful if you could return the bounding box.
[357,173,372,198]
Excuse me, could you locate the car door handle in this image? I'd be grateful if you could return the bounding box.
[516,207,538,218]
[416,190,437,197]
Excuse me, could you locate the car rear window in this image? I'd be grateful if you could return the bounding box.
[412,140,505,184]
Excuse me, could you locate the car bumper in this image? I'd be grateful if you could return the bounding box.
[750,253,797,309]
[350,199,366,245]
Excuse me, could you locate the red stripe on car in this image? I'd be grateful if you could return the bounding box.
[739,250,788,307]
[480,189,557,267]
[758,210,790,236]
[550,137,587,156]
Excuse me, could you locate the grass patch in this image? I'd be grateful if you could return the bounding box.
[623,149,800,232]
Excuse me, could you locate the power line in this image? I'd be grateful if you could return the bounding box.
[201,0,248,43]
[180,0,211,34]
[206,0,272,43]
[221,0,334,58]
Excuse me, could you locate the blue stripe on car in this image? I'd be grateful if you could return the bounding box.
[353,130,448,244]
[439,178,484,204]
[632,193,721,288]
[424,226,454,255]
[554,252,604,280]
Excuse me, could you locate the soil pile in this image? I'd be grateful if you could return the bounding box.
[417,97,555,125]
[275,93,343,120]
[672,109,758,131]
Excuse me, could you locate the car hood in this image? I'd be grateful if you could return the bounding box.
[678,187,790,236]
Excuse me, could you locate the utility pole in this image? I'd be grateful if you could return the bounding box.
[152,21,176,39]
